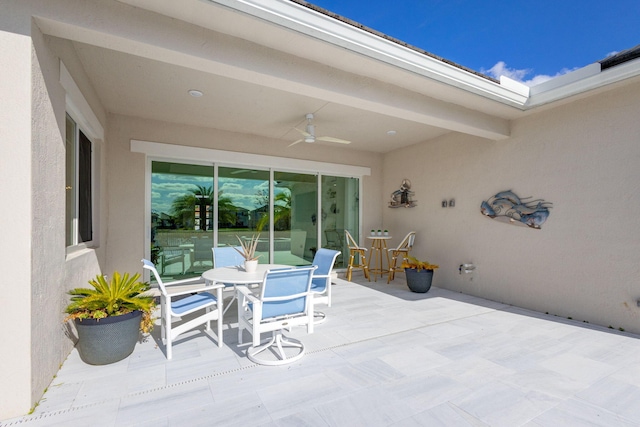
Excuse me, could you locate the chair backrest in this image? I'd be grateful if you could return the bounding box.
[259,266,316,320]
[344,229,360,249]
[141,259,168,297]
[212,246,245,268]
[311,248,340,289]
[396,231,416,251]
[193,237,214,262]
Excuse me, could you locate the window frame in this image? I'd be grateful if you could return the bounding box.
[65,112,96,250]
[60,61,103,253]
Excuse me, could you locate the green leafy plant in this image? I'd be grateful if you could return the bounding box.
[234,234,261,261]
[401,255,439,271]
[64,272,156,333]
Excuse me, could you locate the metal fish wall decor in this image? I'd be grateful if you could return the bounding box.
[480,190,552,229]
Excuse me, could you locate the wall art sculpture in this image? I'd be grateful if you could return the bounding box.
[389,179,417,208]
[480,190,552,229]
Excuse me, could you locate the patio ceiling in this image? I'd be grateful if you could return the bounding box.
[38,0,529,153]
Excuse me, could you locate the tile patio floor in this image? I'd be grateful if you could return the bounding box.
[3,274,640,426]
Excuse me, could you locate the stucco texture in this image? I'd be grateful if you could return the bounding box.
[383,81,640,333]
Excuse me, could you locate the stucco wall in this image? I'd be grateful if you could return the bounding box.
[0,18,34,421]
[104,114,383,277]
[383,80,640,333]
[0,13,108,418]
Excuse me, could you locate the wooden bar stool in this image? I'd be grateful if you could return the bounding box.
[344,230,370,282]
[387,231,416,283]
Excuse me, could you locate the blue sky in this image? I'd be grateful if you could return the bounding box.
[309,1,640,86]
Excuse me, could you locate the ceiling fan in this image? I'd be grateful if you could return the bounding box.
[288,113,351,147]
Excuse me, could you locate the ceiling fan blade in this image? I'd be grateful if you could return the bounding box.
[317,136,351,144]
[294,127,312,137]
[288,139,304,147]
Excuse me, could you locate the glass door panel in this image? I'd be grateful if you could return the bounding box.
[218,167,270,262]
[321,175,359,268]
[151,161,214,281]
[273,171,317,265]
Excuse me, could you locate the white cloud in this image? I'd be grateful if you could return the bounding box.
[482,61,576,87]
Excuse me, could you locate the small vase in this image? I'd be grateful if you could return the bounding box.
[244,259,258,273]
[383,231,389,236]
[377,230,382,236]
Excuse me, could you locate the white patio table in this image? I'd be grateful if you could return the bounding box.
[201,264,290,313]
[202,263,290,286]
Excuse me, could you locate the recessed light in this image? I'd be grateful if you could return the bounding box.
[387,130,397,136]
[188,89,203,97]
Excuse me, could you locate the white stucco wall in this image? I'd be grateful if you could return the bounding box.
[383,80,640,333]
[104,114,383,277]
[0,21,34,421]
[0,10,108,418]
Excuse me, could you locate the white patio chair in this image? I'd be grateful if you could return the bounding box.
[142,259,224,360]
[212,246,245,314]
[237,266,316,366]
[310,248,341,324]
[387,231,416,283]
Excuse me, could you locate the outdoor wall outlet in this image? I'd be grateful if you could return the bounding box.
[449,199,455,207]
[637,299,640,308]
[442,200,448,208]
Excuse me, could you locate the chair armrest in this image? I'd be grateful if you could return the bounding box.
[165,277,206,287]
[236,285,258,301]
[166,282,225,297]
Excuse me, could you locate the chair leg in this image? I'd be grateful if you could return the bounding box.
[346,252,354,281]
[361,251,370,281]
[388,252,397,283]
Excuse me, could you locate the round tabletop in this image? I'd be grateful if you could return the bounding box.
[367,235,392,239]
[201,263,290,285]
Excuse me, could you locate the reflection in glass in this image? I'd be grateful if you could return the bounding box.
[218,167,270,262]
[150,161,359,277]
[322,175,359,268]
[151,162,214,281]
[273,172,317,265]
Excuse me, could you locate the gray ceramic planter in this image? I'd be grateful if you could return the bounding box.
[405,268,434,293]
[74,311,142,365]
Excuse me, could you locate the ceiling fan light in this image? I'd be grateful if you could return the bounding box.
[304,136,315,143]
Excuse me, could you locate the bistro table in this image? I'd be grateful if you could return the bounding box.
[366,235,392,281]
[201,263,290,314]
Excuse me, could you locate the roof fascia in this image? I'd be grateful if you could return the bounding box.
[527,59,640,108]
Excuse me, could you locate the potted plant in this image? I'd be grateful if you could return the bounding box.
[235,234,261,273]
[64,271,156,365]
[401,255,439,293]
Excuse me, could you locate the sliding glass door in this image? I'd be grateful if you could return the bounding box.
[151,162,214,280]
[321,175,359,268]
[150,160,358,281]
[217,167,270,262]
[273,172,318,265]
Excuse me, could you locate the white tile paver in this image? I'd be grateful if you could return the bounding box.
[3,276,640,426]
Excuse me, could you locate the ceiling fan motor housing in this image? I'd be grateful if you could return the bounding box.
[305,123,316,143]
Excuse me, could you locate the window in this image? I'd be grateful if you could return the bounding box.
[66,113,94,247]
